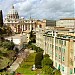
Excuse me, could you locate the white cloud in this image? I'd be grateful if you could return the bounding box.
[0,0,74,19]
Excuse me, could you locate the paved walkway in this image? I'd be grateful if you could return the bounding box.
[8,58,23,72]
[7,49,29,72]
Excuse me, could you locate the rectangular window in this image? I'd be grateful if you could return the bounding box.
[70,69,72,74]
[56,39,58,44]
[64,40,66,46]
[62,48,65,53]
[55,53,57,57]
[63,49,65,53]
[62,57,64,61]
[52,45,54,48]
[59,47,61,52]
[61,40,63,45]
[59,39,61,44]
[74,68,75,73]
[55,46,58,50]
[62,66,64,72]
[62,40,65,45]
[58,64,60,70]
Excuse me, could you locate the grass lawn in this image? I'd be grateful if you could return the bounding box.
[16,53,36,75]
[16,53,44,75]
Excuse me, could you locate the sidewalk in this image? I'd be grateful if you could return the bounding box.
[7,49,29,72]
[8,58,23,72]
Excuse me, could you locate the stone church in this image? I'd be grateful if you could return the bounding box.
[4,5,37,33]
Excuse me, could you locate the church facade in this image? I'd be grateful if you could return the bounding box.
[4,6,37,33]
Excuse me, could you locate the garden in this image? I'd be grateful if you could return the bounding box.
[16,53,44,75]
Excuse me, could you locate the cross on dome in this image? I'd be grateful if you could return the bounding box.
[12,5,14,9]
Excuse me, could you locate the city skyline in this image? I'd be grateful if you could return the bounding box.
[0,0,75,20]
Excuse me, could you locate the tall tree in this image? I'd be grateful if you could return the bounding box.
[0,10,3,27]
[35,52,43,68]
[29,30,36,43]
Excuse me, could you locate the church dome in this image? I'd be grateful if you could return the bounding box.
[7,5,19,19]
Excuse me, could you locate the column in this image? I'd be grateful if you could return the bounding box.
[22,25,23,31]
[27,25,29,30]
[30,24,32,31]
[26,24,27,30]
[24,25,26,30]
[23,25,24,31]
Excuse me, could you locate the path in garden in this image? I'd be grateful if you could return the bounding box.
[8,58,23,72]
[7,49,29,72]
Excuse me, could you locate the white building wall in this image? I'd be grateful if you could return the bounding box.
[56,20,75,28]
[5,34,27,50]
[36,28,75,75]
[55,60,68,75]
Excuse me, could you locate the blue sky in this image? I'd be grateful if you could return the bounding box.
[0,0,75,20]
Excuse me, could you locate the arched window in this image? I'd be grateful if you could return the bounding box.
[39,24,42,28]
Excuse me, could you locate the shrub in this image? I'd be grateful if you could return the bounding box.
[42,57,53,68]
[35,52,43,68]
[42,66,53,75]
[29,30,36,43]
